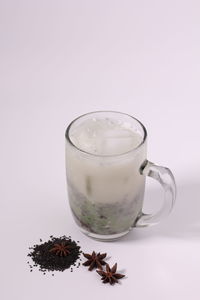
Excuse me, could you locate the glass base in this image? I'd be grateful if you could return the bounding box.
[80,227,130,242]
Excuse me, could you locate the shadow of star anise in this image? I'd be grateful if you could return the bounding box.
[96,263,125,285]
[82,251,107,271]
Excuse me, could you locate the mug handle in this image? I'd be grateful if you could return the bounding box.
[135,160,176,227]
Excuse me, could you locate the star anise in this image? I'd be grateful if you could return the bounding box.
[82,251,107,271]
[96,263,125,285]
[49,242,72,257]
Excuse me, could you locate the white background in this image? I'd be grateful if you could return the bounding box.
[1,1,200,299]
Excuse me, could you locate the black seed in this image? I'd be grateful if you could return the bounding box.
[27,235,81,274]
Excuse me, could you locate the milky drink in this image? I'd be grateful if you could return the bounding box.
[65,116,147,236]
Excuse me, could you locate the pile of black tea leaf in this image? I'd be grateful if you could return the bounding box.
[27,235,82,274]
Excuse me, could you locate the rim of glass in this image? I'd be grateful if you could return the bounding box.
[65,111,147,157]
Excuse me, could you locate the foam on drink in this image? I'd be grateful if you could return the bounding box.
[70,118,143,155]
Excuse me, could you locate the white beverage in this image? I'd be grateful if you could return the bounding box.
[70,118,143,156]
[65,115,147,237]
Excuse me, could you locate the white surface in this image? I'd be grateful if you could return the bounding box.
[1,1,200,299]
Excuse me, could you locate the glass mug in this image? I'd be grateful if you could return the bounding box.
[65,111,176,241]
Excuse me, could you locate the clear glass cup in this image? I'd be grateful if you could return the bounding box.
[65,111,176,241]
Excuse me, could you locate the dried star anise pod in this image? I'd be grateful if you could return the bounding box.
[49,242,72,257]
[96,263,125,285]
[82,251,107,271]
